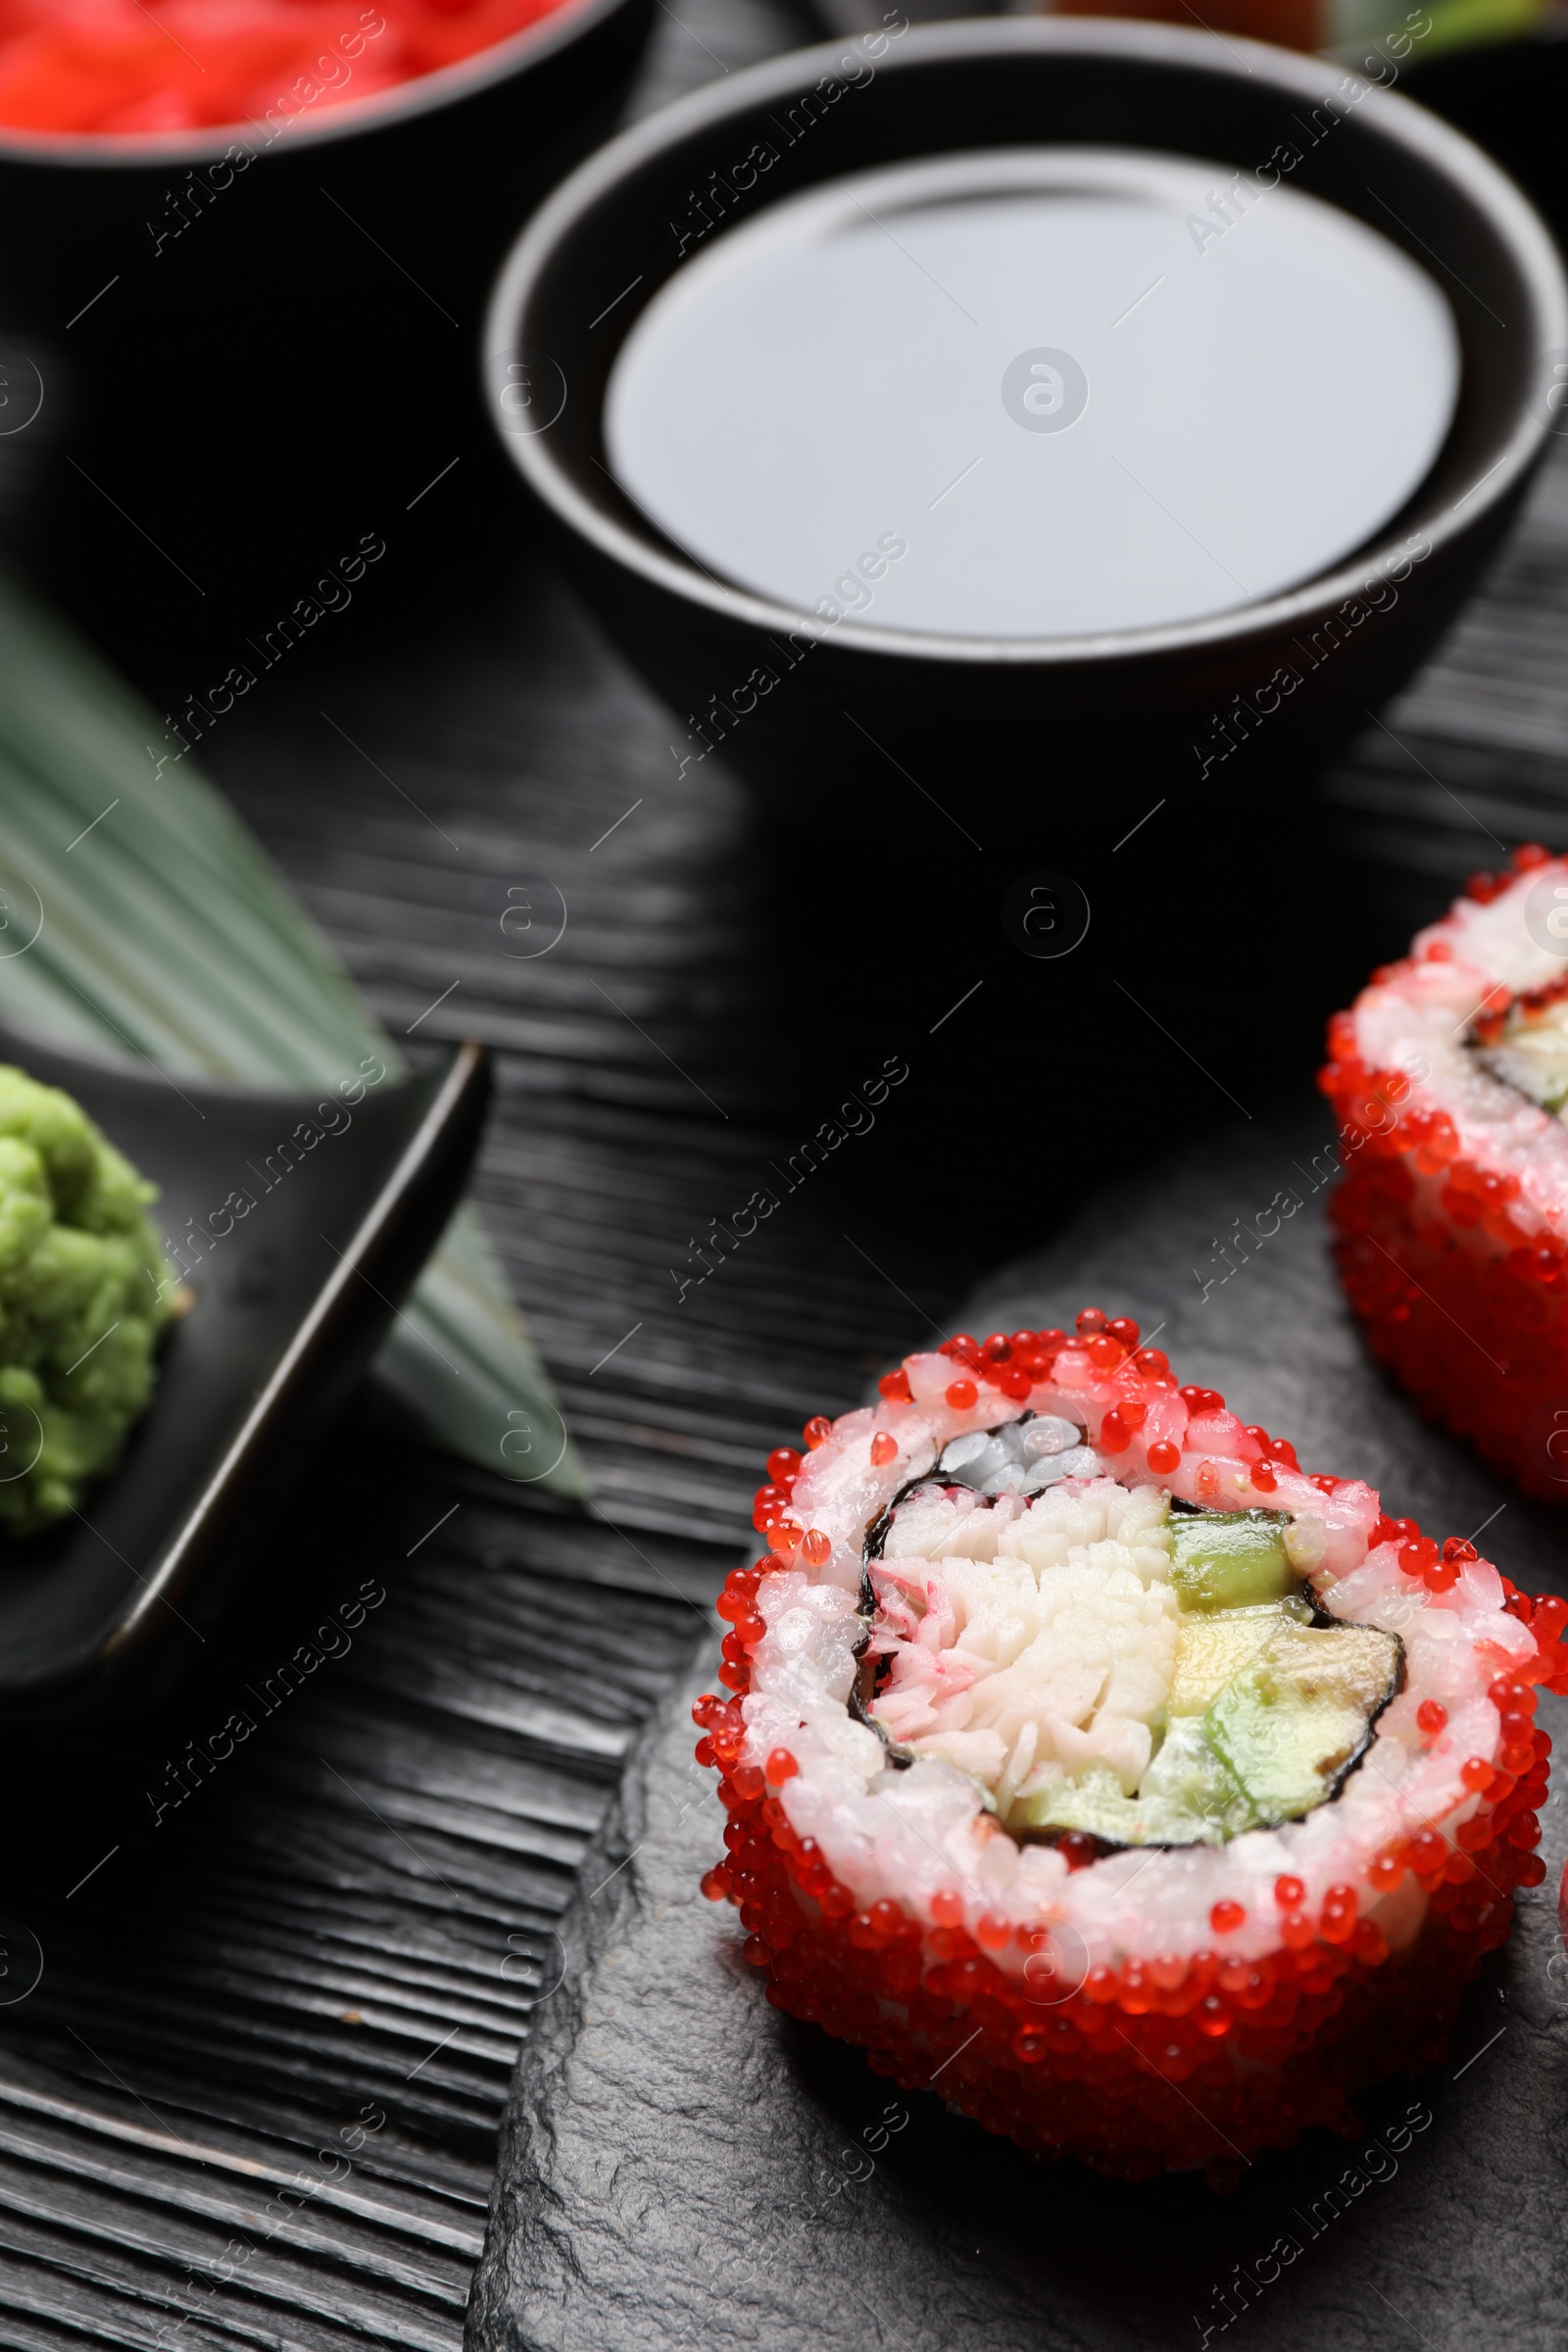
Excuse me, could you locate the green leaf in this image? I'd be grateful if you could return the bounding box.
[0,569,586,1498]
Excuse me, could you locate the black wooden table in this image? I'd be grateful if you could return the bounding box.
[0,1,1564,2341]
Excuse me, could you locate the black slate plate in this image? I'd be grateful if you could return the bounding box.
[0,1024,490,1722]
[470,1105,1568,2352]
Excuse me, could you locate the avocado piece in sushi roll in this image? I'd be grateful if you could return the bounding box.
[696,1311,1562,2182]
[1202,1628,1400,1826]
[1167,1507,1298,1612]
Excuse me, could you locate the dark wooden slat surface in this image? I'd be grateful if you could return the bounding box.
[0,3,1561,2340]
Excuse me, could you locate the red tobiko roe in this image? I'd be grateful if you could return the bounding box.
[0,0,579,136]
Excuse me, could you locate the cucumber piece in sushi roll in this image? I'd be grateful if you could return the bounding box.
[696,1314,1559,2182]
[1325,841,1568,1504]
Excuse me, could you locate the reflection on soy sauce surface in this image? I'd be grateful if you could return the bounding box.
[608,148,1458,638]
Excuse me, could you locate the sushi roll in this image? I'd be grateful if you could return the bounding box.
[1325,840,1568,1502]
[695,1314,1560,2182]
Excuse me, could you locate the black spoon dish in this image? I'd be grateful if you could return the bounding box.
[0,1024,490,1721]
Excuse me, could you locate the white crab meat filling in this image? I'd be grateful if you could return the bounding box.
[869,1480,1177,1814]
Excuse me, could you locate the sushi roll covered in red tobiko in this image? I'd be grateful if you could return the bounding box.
[695,1317,1561,2182]
[1325,842,1568,1501]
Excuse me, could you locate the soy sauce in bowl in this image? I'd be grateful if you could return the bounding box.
[606,147,1460,640]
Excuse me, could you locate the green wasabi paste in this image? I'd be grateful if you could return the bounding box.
[0,1064,173,1533]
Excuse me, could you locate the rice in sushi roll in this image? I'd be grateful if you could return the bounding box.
[1326,841,1568,1501]
[696,1314,1559,2181]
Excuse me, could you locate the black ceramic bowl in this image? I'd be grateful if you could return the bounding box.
[484,19,1568,853]
[0,0,653,660]
[0,1026,490,1721]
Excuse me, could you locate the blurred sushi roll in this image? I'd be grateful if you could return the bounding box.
[695,1313,1558,2182]
[1325,842,1568,1508]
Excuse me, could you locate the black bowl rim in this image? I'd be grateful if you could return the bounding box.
[483,15,1568,669]
[0,0,635,169]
